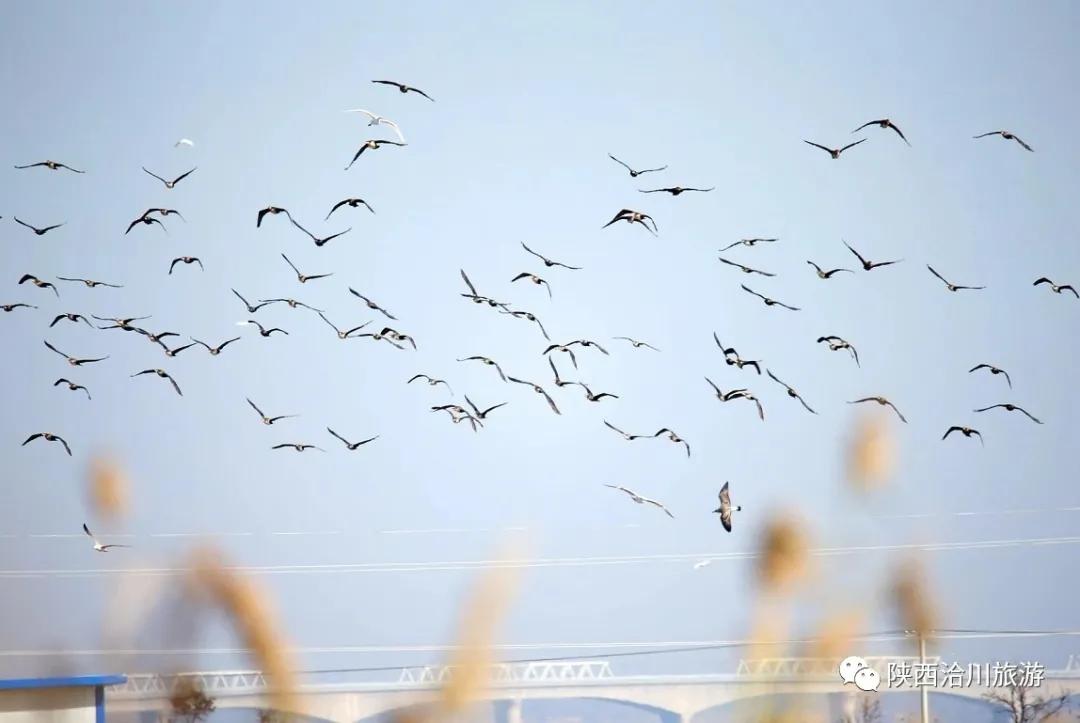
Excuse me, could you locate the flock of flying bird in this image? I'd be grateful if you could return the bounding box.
[3,81,1073,550]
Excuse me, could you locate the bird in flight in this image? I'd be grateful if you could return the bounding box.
[378,327,416,349]
[969,363,1011,389]
[169,257,203,275]
[351,328,405,349]
[499,308,550,340]
[191,337,240,356]
[1033,277,1078,298]
[520,242,582,270]
[973,130,1033,152]
[974,403,1042,424]
[604,484,674,518]
[607,153,667,177]
[371,79,435,101]
[247,398,297,426]
[653,428,691,458]
[431,405,483,432]
[849,396,907,423]
[22,432,72,456]
[705,378,764,420]
[817,336,860,366]
[1,303,36,312]
[343,109,406,142]
[639,186,714,196]
[317,312,370,340]
[602,208,657,235]
[258,298,323,313]
[943,426,983,445]
[15,218,65,236]
[465,396,507,421]
[348,288,397,320]
[326,198,375,220]
[14,160,84,173]
[83,523,129,552]
[256,206,292,228]
[231,289,272,314]
[844,240,902,271]
[807,260,853,279]
[543,343,579,370]
[125,210,168,235]
[602,420,649,441]
[720,238,778,252]
[713,482,741,533]
[157,340,198,358]
[174,138,194,148]
[459,269,509,309]
[548,358,579,389]
[327,428,379,450]
[719,257,776,277]
[243,320,289,337]
[741,284,800,311]
[132,368,183,396]
[927,265,984,292]
[18,274,60,297]
[408,374,453,395]
[457,356,508,382]
[134,327,179,345]
[345,139,407,170]
[93,315,149,332]
[57,277,122,289]
[142,166,197,189]
[766,369,817,415]
[507,377,561,415]
[851,118,910,146]
[571,383,618,403]
[54,378,91,400]
[282,254,333,283]
[49,313,93,328]
[44,340,108,366]
[613,336,659,351]
[272,443,324,453]
[290,218,352,248]
[511,272,553,298]
[714,332,762,374]
[803,138,866,159]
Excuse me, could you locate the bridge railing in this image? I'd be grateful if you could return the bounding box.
[735,656,936,677]
[113,670,268,698]
[397,661,614,685]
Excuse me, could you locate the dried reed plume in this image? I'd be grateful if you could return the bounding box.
[845,410,896,492]
[889,556,938,640]
[755,512,811,595]
[806,606,866,660]
[185,546,298,716]
[88,453,129,520]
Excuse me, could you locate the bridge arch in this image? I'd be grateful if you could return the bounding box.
[354,695,682,723]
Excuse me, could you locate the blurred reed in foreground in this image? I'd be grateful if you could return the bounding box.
[846,410,897,492]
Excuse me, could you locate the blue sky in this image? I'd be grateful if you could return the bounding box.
[1,0,1079,680]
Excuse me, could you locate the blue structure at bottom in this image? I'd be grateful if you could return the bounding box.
[0,675,127,723]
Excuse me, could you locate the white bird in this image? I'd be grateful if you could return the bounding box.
[693,559,712,570]
[343,109,406,142]
[604,484,674,518]
[83,523,130,552]
[174,138,194,148]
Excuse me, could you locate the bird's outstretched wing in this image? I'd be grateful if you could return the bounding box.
[838,139,867,153]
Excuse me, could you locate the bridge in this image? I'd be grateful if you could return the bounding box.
[107,657,1080,723]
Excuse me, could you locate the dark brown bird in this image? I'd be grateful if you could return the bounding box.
[766,369,817,415]
[705,378,764,420]
[713,332,762,374]
[258,298,323,312]
[345,139,407,170]
[371,79,434,100]
[132,368,183,396]
[741,284,800,311]
[92,315,149,331]
[1033,277,1078,298]
[231,289,272,314]
[1,303,36,312]
[520,242,582,270]
[290,218,352,248]
[317,312,370,340]
[465,396,507,420]
[639,186,714,195]
[247,398,297,425]
[327,428,379,450]
[457,356,508,382]
[653,428,691,457]
[282,254,333,283]
[719,257,776,276]
[244,320,288,337]
[157,340,198,358]
[817,336,860,366]
[54,378,91,400]
[326,198,375,220]
[608,154,667,178]
[256,206,291,227]
[974,404,1042,424]
[806,260,853,279]
[803,139,866,159]
[844,240,902,271]
[348,288,397,320]
[351,329,405,348]
[125,211,168,235]
[852,118,910,146]
[22,432,71,456]
[969,363,1011,389]
[408,374,453,394]
[142,166,197,189]
[720,238,778,252]
[14,160,84,173]
[543,344,578,370]
[499,308,550,340]
[14,218,65,236]
[49,313,93,328]
[44,340,107,366]
[973,130,1032,152]
[169,257,203,274]
[602,208,657,235]
[928,265,984,292]
[849,396,907,423]
[507,377,561,415]
[943,426,983,445]
[567,339,609,356]
[572,383,619,402]
[18,274,59,297]
[613,336,659,351]
[459,269,509,309]
[191,337,240,356]
[511,272,552,298]
[602,420,648,441]
[134,328,179,345]
[548,357,578,388]
[379,327,416,349]
[56,277,123,288]
[272,443,324,452]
